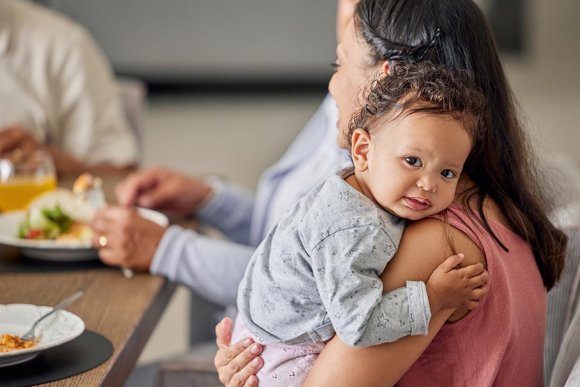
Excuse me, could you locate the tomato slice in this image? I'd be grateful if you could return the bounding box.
[25,229,44,240]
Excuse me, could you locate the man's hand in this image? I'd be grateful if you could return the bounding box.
[0,126,44,155]
[0,125,133,177]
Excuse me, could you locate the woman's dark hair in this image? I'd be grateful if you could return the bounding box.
[347,62,486,149]
[355,0,567,289]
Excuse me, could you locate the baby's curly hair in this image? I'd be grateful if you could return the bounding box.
[346,62,487,147]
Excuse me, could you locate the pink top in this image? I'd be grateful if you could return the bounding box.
[398,205,546,387]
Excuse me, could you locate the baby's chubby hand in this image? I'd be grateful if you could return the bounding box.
[426,253,488,313]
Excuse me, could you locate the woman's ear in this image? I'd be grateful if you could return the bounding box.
[351,128,371,171]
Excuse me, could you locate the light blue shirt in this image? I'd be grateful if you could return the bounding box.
[151,95,350,306]
[237,166,431,347]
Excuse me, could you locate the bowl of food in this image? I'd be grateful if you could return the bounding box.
[0,304,84,367]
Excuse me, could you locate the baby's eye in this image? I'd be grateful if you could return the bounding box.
[441,169,457,179]
[330,61,340,72]
[404,156,422,167]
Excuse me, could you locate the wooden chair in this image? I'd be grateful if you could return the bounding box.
[156,342,220,387]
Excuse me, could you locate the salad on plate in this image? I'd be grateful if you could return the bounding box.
[17,174,101,242]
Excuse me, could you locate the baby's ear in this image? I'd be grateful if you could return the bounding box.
[351,128,371,171]
[381,60,392,76]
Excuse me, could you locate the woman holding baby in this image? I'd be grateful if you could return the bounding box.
[212,0,567,385]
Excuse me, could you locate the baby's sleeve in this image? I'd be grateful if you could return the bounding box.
[311,225,431,347]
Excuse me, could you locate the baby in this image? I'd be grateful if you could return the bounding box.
[233,62,488,385]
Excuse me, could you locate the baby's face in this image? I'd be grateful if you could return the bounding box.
[353,112,472,220]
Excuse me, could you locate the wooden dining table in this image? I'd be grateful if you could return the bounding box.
[0,259,176,386]
[0,175,185,386]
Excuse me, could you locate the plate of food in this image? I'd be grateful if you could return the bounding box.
[0,183,168,261]
[0,303,85,367]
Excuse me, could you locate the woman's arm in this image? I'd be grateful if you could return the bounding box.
[303,218,486,386]
[305,310,451,387]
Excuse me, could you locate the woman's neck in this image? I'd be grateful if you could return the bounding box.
[453,174,511,229]
[454,174,476,203]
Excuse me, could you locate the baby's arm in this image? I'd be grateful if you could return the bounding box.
[425,253,488,313]
[312,227,433,347]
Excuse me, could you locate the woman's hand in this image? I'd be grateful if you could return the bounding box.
[116,166,213,214]
[214,317,264,386]
[91,206,165,271]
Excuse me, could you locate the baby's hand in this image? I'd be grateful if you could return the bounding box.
[426,253,488,313]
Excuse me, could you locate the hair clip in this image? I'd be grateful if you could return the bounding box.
[412,28,441,62]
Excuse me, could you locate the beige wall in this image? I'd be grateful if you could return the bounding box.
[504,0,580,167]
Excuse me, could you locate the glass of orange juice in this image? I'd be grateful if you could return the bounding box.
[0,149,57,212]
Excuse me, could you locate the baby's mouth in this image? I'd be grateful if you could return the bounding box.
[403,197,432,211]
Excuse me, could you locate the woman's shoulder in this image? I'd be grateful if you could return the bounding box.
[378,217,483,296]
[407,215,486,269]
[382,214,487,322]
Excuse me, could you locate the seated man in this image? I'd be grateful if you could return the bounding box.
[0,0,139,177]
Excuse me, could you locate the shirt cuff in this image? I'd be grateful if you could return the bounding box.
[150,224,187,277]
[196,178,248,226]
[196,176,228,220]
[406,280,432,336]
[193,176,221,213]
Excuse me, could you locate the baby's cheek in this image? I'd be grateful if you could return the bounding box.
[433,194,455,214]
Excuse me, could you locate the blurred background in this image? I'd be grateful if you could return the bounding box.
[37,0,580,364]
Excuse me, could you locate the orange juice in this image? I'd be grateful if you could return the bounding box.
[0,176,57,212]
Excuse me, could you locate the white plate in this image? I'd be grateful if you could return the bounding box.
[0,208,168,261]
[0,304,85,367]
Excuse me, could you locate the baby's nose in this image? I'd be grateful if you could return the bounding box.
[416,176,436,193]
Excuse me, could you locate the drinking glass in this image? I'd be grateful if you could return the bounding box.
[0,149,57,212]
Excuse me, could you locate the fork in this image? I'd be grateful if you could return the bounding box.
[20,291,83,341]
